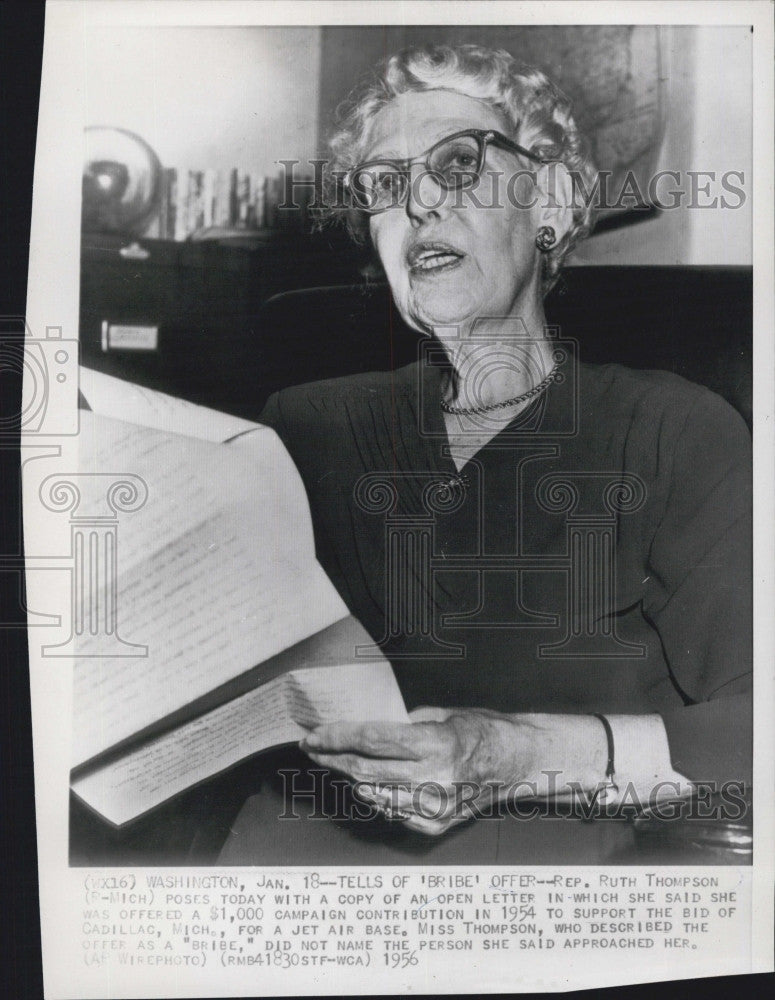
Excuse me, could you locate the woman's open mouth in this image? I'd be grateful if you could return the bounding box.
[406,241,465,275]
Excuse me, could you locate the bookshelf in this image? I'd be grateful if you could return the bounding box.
[148,165,319,240]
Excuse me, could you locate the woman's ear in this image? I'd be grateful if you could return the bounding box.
[534,162,574,244]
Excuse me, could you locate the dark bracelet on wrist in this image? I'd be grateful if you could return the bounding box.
[593,713,619,801]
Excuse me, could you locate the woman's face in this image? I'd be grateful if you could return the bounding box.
[364,90,543,335]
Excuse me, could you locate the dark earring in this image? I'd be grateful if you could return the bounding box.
[535,226,557,251]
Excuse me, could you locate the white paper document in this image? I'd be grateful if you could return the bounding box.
[70,408,350,767]
[72,661,408,827]
[64,376,408,827]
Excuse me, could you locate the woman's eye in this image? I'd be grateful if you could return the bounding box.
[436,145,479,179]
[443,155,475,171]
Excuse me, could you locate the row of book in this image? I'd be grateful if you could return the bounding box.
[151,166,320,239]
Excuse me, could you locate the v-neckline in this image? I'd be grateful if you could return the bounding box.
[416,360,556,477]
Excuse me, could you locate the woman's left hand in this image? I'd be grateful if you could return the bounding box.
[300,706,537,836]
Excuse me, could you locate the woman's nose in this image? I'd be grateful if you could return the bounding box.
[404,163,448,223]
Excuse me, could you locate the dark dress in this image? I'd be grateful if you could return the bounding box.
[215,354,751,865]
[257,357,752,787]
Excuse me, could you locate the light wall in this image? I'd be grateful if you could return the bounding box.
[84,26,321,176]
[572,25,752,266]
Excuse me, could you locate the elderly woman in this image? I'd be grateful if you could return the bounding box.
[250,45,751,846]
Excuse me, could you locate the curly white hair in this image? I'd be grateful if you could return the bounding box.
[324,44,598,293]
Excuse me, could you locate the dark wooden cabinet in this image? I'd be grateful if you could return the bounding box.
[79,229,365,419]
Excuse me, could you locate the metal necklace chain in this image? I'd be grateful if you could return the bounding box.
[440,364,560,416]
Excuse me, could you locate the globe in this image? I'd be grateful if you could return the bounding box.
[82,126,162,235]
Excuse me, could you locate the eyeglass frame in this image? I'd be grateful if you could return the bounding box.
[342,128,558,214]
